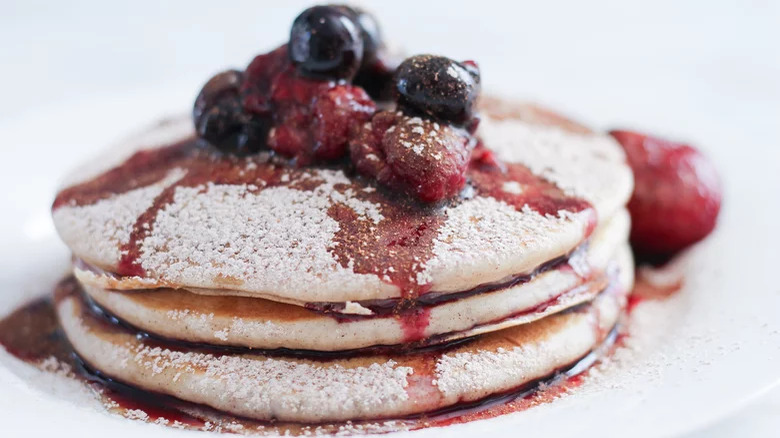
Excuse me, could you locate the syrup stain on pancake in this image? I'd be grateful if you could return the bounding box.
[52,133,596,342]
[326,194,444,300]
[326,188,443,340]
[325,150,595,339]
[469,148,593,219]
[326,151,596,295]
[53,139,327,277]
[0,276,623,436]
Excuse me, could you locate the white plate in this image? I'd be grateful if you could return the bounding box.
[0,86,779,438]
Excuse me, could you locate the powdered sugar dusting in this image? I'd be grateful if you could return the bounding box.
[53,169,185,266]
[434,314,596,397]
[422,198,588,291]
[52,102,632,302]
[129,343,413,418]
[137,169,392,302]
[392,115,464,160]
[228,318,284,340]
[56,293,415,423]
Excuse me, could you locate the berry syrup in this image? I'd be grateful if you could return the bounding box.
[0,277,620,436]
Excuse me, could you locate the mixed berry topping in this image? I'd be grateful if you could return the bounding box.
[250,47,376,164]
[610,130,722,259]
[395,55,481,125]
[197,45,375,165]
[189,0,724,248]
[350,111,474,203]
[191,4,483,202]
[289,5,364,80]
[265,69,375,164]
[191,1,728,229]
[346,54,483,202]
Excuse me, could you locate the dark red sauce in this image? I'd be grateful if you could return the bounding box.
[52,135,596,341]
[79,285,476,360]
[398,307,432,342]
[0,283,618,435]
[36,122,607,432]
[0,297,70,363]
[51,138,194,211]
[76,277,604,360]
[306,244,588,317]
[326,198,442,301]
[469,159,592,219]
[626,266,684,313]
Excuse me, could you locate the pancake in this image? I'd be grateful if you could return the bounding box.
[52,100,633,304]
[55,254,631,423]
[48,95,635,424]
[79,215,630,351]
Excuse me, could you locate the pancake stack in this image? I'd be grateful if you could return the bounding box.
[51,99,634,423]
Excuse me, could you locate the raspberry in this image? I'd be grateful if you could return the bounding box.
[312,85,375,160]
[610,130,722,258]
[241,45,375,164]
[351,111,473,202]
[241,46,291,116]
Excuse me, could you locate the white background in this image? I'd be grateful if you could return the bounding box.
[1,0,779,436]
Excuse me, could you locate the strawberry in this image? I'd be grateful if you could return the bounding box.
[240,45,375,164]
[610,130,722,258]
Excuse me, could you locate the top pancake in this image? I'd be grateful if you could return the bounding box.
[52,99,633,303]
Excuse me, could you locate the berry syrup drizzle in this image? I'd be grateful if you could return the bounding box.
[0,277,619,436]
[469,144,596,228]
[3,0,713,433]
[307,245,588,316]
[53,138,319,277]
[626,264,685,313]
[52,134,596,341]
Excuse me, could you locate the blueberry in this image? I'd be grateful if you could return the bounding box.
[330,5,383,64]
[394,55,481,124]
[352,8,383,64]
[289,6,364,80]
[355,9,382,64]
[193,70,266,154]
[342,5,393,100]
[460,60,481,82]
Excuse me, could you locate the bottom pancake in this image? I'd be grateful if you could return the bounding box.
[55,263,632,423]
